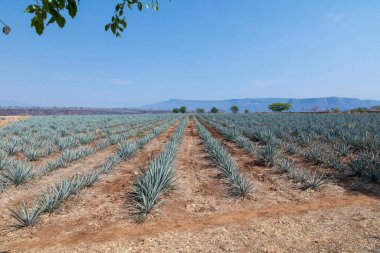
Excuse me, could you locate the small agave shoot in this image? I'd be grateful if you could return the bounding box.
[9,200,45,228]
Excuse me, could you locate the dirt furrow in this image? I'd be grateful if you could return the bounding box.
[2,193,378,252]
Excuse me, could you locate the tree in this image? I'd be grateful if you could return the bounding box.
[172,108,179,113]
[349,107,370,113]
[268,103,292,112]
[230,105,239,113]
[210,107,219,114]
[179,106,187,113]
[244,109,249,113]
[23,0,162,36]
[196,108,205,113]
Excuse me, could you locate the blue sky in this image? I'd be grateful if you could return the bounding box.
[0,0,379,107]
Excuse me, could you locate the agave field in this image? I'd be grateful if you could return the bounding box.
[0,113,379,252]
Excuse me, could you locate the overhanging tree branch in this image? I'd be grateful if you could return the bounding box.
[24,0,162,37]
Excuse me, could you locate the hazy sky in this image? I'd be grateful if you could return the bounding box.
[0,0,379,107]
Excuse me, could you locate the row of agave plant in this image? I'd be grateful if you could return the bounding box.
[8,117,180,228]
[205,113,380,184]
[130,117,188,222]
[0,117,170,193]
[193,116,252,197]
[0,115,169,162]
[199,115,327,189]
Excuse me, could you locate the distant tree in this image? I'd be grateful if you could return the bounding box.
[196,108,205,113]
[210,107,219,114]
[268,103,292,112]
[330,108,340,113]
[349,107,370,113]
[244,109,249,113]
[172,108,180,113]
[230,105,239,113]
[179,106,187,113]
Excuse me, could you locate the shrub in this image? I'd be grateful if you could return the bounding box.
[210,107,219,113]
[230,105,239,113]
[268,103,292,112]
[196,108,205,113]
[179,106,187,113]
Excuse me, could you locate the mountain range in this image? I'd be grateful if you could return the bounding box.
[142,97,380,112]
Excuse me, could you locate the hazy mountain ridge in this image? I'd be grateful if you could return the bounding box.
[142,97,380,112]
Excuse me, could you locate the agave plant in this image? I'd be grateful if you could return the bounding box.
[348,156,367,177]
[285,143,300,155]
[2,162,36,186]
[96,139,110,150]
[257,144,278,167]
[366,162,380,182]
[274,158,294,173]
[80,171,101,187]
[9,200,45,228]
[303,146,324,165]
[0,154,9,170]
[117,142,138,159]
[333,142,352,157]
[79,133,95,145]
[303,172,326,190]
[42,179,75,213]
[5,138,19,156]
[24,146,40,161]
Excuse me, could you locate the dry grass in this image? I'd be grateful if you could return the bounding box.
[0,116,31,128]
